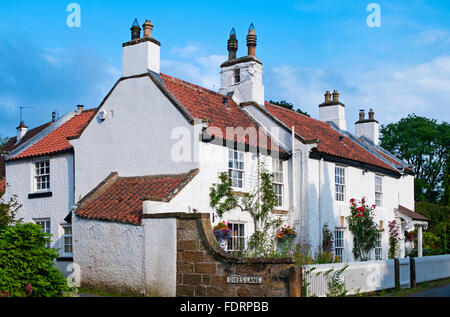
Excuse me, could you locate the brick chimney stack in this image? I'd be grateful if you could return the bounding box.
[355,108,379,144]
[16,121,28,143]
[319,90,346,131]
[122,18,161,76]
[219,23,264,106]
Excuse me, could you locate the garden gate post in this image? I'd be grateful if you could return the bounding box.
[394,258,400,289]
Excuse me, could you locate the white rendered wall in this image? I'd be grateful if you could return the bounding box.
[219,61,264,106]
[319,105,346,131]
[242,105,292,152]
[4,153,74,256]
[143,141,292,244]
[70,76,197,201]
[122,41,160,76]
[398,174,415,211]
[142,218,177,296]
[306,159,401,261]
[72,217,146,295]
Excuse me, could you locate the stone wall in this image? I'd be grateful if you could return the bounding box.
[174,213,299,297]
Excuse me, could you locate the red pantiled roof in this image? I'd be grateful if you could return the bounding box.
[160,73,282,153]
[264,102,398,173]
[75,169,199,225]
[397,205,429,221]
[8,110,96,161]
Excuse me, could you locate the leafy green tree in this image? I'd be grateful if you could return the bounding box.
[380,114,450,203]
[0,136,10,151]
[0,222,70,297]
[442,156,450,206]
[269,100,310,117]
[415,202,449,254]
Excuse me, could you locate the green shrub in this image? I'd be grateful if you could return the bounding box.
[0,222,69,297]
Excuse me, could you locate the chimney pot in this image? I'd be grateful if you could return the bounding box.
[130,18,141,40]
[332,90,339,102]
[227,28,238,60]
[368,108,375,121]
[77,105,84,114]
[142,19,154,38]
[324,91,331,102]
[359,109,365,121]
[246,23,257,56]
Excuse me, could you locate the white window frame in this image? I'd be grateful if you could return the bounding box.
[34,218,51,248]
[227,222,245,253]
[374,233,382,260]
[272,158,284,207]
[335,165,346,202]
[334,228,345,262]
[375,175,383,207]
[33,159,50,192]
[228,150,245,189]
[62,224,73,257]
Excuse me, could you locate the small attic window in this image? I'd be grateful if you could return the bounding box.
[234,68,240,84]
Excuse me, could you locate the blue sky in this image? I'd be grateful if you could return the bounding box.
[1,0,449,138]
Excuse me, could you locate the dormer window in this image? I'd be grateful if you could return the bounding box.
[234,68,240,84]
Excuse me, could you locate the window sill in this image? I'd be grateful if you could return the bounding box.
[57,256,73,261]
[28,191,52,199]
[272,209,289,215]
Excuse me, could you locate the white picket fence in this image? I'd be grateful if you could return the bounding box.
[302,254,450,297]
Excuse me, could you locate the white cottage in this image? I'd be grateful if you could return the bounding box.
[0,19,428,281]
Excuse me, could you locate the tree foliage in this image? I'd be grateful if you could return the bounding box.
[0,222,70,297]
[268,100,310,117]
[415,201,449,254]
[0,135,10,151]
[380,114,450,203]
[0,194,22,232]
[210,160,277,232]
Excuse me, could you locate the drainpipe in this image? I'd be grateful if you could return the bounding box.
[291,127,298,232]
[418,225,423,257]
[319,157,323,248]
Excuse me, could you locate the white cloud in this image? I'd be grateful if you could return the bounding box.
[162,43,227,90]
[267,56,450,127]
[169,42,201,58]
[414,29,450,47]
